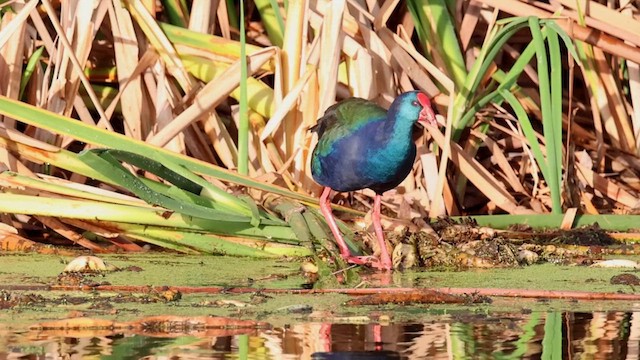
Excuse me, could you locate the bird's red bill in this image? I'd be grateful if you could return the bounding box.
[417,92,430,107]
[417,92,437,126]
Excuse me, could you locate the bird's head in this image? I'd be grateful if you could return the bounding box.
[416,92,438,127]
[392,91,438,127]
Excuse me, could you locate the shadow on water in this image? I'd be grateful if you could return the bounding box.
[2,311,639,359]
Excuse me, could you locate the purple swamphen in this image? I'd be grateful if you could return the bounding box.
[310,91,437,270]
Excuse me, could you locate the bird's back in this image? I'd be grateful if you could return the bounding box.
[309,98,387,142]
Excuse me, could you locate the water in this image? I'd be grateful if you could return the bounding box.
[2,311,638,359]
[3,253,640,358]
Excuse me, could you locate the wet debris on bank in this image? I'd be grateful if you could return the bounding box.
[610,273,640,286]
[387,218,639,270]
[345,289,491,306]
[0,287,183,312]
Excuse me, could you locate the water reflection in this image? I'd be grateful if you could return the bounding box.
[1,311,638,359]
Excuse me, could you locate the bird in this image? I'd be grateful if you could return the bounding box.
[310,91,437,270]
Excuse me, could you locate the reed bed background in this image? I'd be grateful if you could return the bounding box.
[0,0,639,254]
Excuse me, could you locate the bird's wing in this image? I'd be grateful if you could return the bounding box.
[310,98,387,139]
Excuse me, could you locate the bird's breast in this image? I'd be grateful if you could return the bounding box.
[311,122,416,193]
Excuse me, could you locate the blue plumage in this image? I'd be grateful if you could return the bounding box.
[311,91,425,194]
[310,91,437,270]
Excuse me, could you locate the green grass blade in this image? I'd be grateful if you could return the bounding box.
[529,17,561,213]
[457,89,503,130]
[408,0,467,89]
[433,0,467,88]
[0,95,320,206]
[268,0,285,33]
[548,29,564,213]
[500,89,551,185]
[0,171,145,207]
[544,20,580,61]
[456,214,640,231]
[273,201,314,251]
[125,233,201,254]
[226,0,238,29]
[238,194,263,227]
[104,150,202,193]
[469,19,565,213]
[151,151,253,216]
[496,36,538,91]
[462,17,530,102]
[452,17,531,138]
[301,211,328,253]
[406,1,430,53]
[254,0,284,47]
[120,225,311,256]
[237,0,249,176]
[77,150,253,223]
[143,180,222,209]
[19,46,44,100]
[126,227,279,257]
[162,0,188,27]
[105,150,272,222]
[0,193,298,240]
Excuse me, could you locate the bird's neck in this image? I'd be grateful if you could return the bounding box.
[383,112,414,148]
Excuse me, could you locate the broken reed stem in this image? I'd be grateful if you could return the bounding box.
[4,284,640,301]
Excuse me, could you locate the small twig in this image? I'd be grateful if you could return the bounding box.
[331,264,358,276]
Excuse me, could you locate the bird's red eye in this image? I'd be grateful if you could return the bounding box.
[412,101,419,106]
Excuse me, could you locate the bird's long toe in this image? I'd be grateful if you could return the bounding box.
[344,255,392,271]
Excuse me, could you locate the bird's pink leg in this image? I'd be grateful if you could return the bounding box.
[373,324,383,351]
[319,187,352,257]
[372,194,393,270]
[320,323,332,352]
[320,187,385,268]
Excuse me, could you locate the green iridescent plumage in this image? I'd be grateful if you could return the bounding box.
[310,98,386,157]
